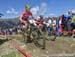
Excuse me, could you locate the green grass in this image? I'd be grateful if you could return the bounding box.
[1,52,16,57]
[1,51,25,57]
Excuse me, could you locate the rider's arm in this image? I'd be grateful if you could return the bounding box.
[32,15,34,19]
[20,15,25,24]
[29,12,34,19]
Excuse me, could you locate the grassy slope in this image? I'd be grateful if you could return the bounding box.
[0,35,75,57]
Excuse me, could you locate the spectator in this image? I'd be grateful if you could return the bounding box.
[51,17,57,35]
[64,10,72,33]
[71,14,75,30]
[47,17,52,36]
[56,16,62,36]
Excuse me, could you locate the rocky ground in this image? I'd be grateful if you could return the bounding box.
[0,35,75,57]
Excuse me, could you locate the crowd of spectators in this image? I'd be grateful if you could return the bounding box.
[0,10,75,37]
[0,26,21,35]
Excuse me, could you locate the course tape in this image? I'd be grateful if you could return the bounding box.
[9,40,31,57]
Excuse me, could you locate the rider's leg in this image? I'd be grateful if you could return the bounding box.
[26,23,32,43]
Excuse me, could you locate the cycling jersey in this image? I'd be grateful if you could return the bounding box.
[64,14,72,24]
[35,19,44,26]
[22,10,32,22]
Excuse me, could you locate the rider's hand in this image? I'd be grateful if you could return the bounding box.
[28,16,32,19]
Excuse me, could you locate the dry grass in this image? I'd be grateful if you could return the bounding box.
[0,35,75,57]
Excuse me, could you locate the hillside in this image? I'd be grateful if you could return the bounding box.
[0,17,21,29]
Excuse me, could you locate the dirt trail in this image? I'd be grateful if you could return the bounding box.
[25,38,75,57]
[0,37,75,57]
